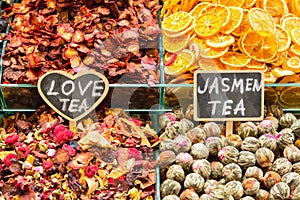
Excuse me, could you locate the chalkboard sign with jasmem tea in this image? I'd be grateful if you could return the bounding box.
[38,70,109,122]
[193,70,264,121]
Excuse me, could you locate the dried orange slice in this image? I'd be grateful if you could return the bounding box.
[220,51,251,67]
[246,59,267,70]
[205,34,235,48]
[164,49,195,75]
[162,11,193,33]
[200,5,231,27]
[269,52,287,66]
[282,56,300,72]
[240,30,278,62]
[194,13,222,37]
[248,8,276,33]
[198,58,226,70]
[262,0,289,19]
[243,0,257,8]
[281,16,300,34]
[162,25,194,38]
[264,71,278,83]
[264,87,278,104]
[280,13,297,25]
[289,44,300,57]
[163,33,190,53]
[274,25,291,52]
[221,6,244,34]
[271,67,295,77]
[291,28,300,45]
[218,0,245,7]
[189,2,211,18]
[232,10,252,37]
[279,87,300,106]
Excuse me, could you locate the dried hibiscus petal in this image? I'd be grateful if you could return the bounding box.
[63,46,78,60]
[67,152,93,169]
[57,24,74,42]
[72,30,85,43]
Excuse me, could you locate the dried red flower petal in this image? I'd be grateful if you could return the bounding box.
[57,24,74,42]
[62,144,76,157]
[16,145,30,159]
[72,30,85,43]
[4,134,19,145]
[128,148,142,161]
[3,153,18,167]
[85,165,97,178]
[42,160,54,170]
[53,125,74,145]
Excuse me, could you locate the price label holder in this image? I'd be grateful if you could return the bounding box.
[194,70,264,136]
[38,70,109,130]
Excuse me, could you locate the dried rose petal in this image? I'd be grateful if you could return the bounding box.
[72,30,85,43]
[63,46,78,60]
[83,55,95,66]
[70,55,82,69]
[57,24,74,42]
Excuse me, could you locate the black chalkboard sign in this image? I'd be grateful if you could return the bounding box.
[194,70,264,121]
[38,71,109,121]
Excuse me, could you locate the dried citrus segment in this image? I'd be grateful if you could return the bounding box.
[289,44,300,57]
[218,0,245,7]
[280,13,297,24]
[221,6,244,34]
[271,67,295,77]
[205,34,235,48]
[241,30,278,62]
[232,10,252,36]
[246,60,267,70]
[162,25,194,38]
[243,0,257,8]
[283,56,300,72]
[189,2,211,18]
[194,13,222,37]
[291,0,300,18]
[164,49,195,75]
[274,25,291,52]
[220,51,251,67]
[262,0,289,19]
[163,33,190,53]
[200,5,231,27]
[279,87,300,106]
[191,35,229,58]
[281,16,300,34]
[291,28,300,46]
[162,11,193,33]
[248,8,276,33]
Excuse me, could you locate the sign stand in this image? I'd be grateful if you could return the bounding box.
[37,70,109,132]
[226,121,233,137]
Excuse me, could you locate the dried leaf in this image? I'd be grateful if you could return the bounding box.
[78,130,112,150]
[107,169,125,179]
[85,177,99,195]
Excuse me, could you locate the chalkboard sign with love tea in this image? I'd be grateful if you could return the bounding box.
[194,71,264,121]
[38,71,109,122]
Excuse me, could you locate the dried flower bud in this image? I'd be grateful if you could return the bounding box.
[270,158,292,176]
[203,122,221,137]
[242,178,260,196]
[241,137,260,153]
[184,173,205,193]
[186,127,206,144]
[238,151,256,170]
[173,135,192,153]
[199,194,212,200]
[180,189,199,200]
[265,104,283,118]
[226,181,244,199]
[162,195,180,200]
[238,122,258,139]
[179,118,194,134]
[284,145,300,163]
[159,113,177,129]
[205,137,224,156]
[192,159,211,179]
[166,165,185,183]
[218,146,239,165]
[161,179,181,198]
[277,128,295,149]
[257,120,276,136]
[293,162,300,174]
[190,143,209,160]
[244,166,264,180]
[222,163,242,182]
[282,172,300,190]
[176,153,193,172]
[255,147,275,168]
[223,134,242,148]
[291,119,300,138]
[269,182,290,200]
[211,161,224,180]
[210,184,232,200]
[262,171,282,189]
[159,139,175,151]
[240,196,255,200]
[158,150,176,168]
[280,113,297,128]
[292,185,300,200]
[259,134,277,151]
[265,116,279,130]
[203,180,219,194]
[256,189,270,200]
[165,121,183,139]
